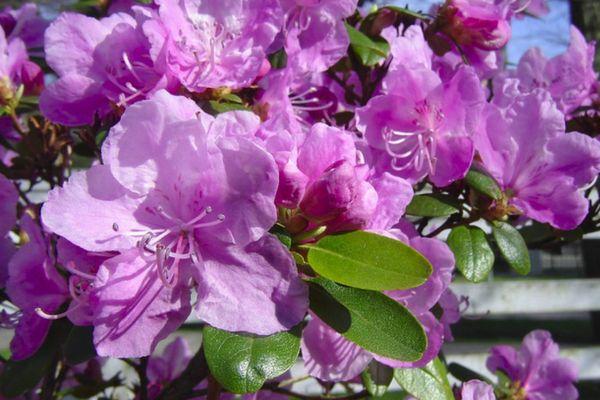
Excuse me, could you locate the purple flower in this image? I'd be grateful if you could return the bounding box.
[6,216,68,360]
[147,0,282,92]
[487,330,578,400]
[460,380,496,400]
[0,174,17,288]
[437,0,512,51]
[357,57,485,186]
[268,122,412,233]
[511,0,549,18]
[42,91,308,357]
[301,226,454,381]
[438,288,462,342]
[500,26,597,115]
[0,3,48,51]
[40,8,178,126]
[475,88,600,230]
[4,214,110,360]
[145,337,193,398]
[280,0,356,75]
[0,28,42,101]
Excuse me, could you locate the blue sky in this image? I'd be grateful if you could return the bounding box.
[392,0,572,63]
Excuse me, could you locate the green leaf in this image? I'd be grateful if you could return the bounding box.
[394,358,455,400]
[447,226,494,283]
[270,225,292,249]
[305,230,432,291]
[220,93,243,104]
[406,194,460,217]
[202,325,301,394]
[0,320,70,397]
[448,363,492,384]
[64,326,97,365]
[465,169,502,200]
[308,278,427,361]
[384,6,430,20]
[345,23,390,66]
[268,48,287,69]
[362,361,394,397]
[208,100,249,114]
[492,221,531,275]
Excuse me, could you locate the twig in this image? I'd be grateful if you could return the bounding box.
[9,110,25,136]
[265,384,369,400]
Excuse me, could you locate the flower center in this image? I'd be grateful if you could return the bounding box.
[383,100,443,173]
[113,206,225,288]
[175,16,236,84]
[105,52,156,107]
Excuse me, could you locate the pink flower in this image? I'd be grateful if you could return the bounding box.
[40,8,178,126]
[487,330,578,400]
[499,26,597,115]
[42,91,307,357]
[438,0,512,51]
[475,88,600,230]
[280,0,357,75]
[357,35,485,187]
[148,0,282,92]
[460,380,496,400]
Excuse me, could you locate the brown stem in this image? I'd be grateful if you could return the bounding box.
[265,384,369,400]
[9,111,25,136]
[207,375,221,400]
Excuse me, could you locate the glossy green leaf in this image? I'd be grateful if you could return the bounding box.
[0,320,70,397]
[492,221,531,275]
[394,358,455,400]
[406,194,460,217]
[447,226,494,283]
[362,360,394,397]
[345,23,390,66]
[64,325,97,365]
[465,169,502,200]
[305,230,432,291]
[308,278,427,361]
[202,325,301,394]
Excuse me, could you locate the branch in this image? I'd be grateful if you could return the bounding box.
[264,384,369,400]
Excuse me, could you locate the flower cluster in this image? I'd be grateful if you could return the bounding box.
[0,0,594,398]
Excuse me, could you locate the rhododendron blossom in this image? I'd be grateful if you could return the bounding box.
[487,330,578,399]
[41,8,178,126]
[0,0,591,398]
[149,0,282,91]
[42,91,307,356]
[475,88,600,229]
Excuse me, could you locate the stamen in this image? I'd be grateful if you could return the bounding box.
[294,101,334,112]
[289,87,318,101]
[184,206,213,227]
[190,214,225,229]
[35,306,75,320]
[122,52,142,83]
[64,261,96,281]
